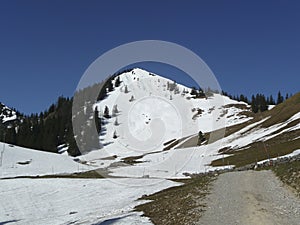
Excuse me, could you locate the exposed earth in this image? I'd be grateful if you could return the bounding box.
[197,170,300,225]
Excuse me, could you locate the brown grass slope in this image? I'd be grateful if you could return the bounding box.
[212,92,300,168]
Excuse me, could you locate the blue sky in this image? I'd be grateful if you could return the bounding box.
[0,0,299,114]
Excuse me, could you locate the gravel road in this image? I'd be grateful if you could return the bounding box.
[197,170,300,225]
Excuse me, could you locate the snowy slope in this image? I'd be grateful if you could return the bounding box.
[78,69,300,179]
[110,110,300,178]
[0,178,179,225]
[81,68,252,171]
[0,142,181,225]
[0,143,91,178]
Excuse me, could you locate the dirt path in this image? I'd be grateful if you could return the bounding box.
[197,170,300,225]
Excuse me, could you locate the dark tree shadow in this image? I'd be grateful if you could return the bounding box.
[0,220,20,225]
[92,215,130,225]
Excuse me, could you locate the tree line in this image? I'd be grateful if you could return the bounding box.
[0,69,128,156]
[0,68,293,156]
[222,91,291,113]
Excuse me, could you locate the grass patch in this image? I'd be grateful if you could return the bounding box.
[211,130,300,168]
[100,155,117,160]
[271,160,300,196]
[163,139,177,146]
[121,155,144,165]
[163,139,180,150]
[1,169,104,180]
[135,175,214,225]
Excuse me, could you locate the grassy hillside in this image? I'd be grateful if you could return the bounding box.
[212,92,300,168]
[262,92,300,127]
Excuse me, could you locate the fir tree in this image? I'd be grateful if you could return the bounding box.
[259,94,268,112]
[103,106,110,119]
[94,106,101,134]
[197,131,206,145]
[115,76,121,87]
[113,130,118,139]
[251,95,259,113]
[285,93,289,100]
[269,95,275,105]
[107,80,114,92]
[190,87,198,96]
[277,91,284,104]
[114,117,119,126]
[112,105,119,116]
[124,85,129,93]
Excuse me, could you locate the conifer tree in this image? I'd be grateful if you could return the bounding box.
[112,105,119,116]
[259,94,268,112]
[113,130,118,139]
[124,85,129,93]
[107,80,114,92]
[285,93,289,100]
[103,106,110,119]
[115,76,121,87]
[251,95,258,113]
[277,91,284,104]
[190,87,198,96]
[94,106,101,134]
[114,117,119,126]
[269,95,275,105]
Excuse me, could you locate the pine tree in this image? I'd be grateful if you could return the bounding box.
[113,130,118,139]
[259,94,268,112]
[277,91,284,104]
[269,95,275,105]
[285,93,289,100]
[94,106,101,134]
[107,80,114,92]
[197,131,206,145]
[239,94,248,104]
[103,106,110,119]
[251,95,258,113]
[190,87,198,96]
[114,117,119,126]
[198,88,205,98]
[115,76,121,87]
[124,85,129,93]
[112,105,119,116]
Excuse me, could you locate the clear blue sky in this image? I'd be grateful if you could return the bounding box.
[0,0,299,114]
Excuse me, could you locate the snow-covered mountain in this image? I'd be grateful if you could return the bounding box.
[0,102,17,123]
[95,68,251,146]
[75,68,300,179]
[77,68,254,177]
